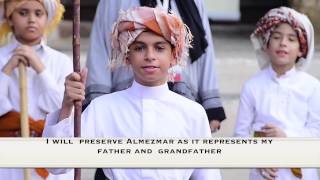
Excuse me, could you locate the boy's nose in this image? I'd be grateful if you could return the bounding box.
[145,48,156,61]
[279,37,288,47]
[28,14,36,22]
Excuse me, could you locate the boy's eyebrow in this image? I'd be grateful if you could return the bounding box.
[17,7,44,11]
[131,41,144,45]
[16,8,28,11]
[132,40,169,45]
[272,30,298,37]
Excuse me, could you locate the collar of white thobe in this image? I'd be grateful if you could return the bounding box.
[268,65,297,83]
[128,80,170,100]
[7,37,45,54]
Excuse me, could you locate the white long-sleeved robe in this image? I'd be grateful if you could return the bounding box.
[0,38,74,180]
[235,65,320,180]
[44,81,222,180]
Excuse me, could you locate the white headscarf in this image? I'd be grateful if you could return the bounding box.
[43,0,58,23]
[1,0,58,24]
[251,7,314,71]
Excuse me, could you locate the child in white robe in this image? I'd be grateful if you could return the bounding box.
[43,6,222,180]
[84,0,226,134]
[0,0,73,179]
[234,6,320,180]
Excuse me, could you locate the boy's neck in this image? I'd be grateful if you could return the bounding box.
[271,64,295,77]
[15,37,42,46]
[135,80,167,87]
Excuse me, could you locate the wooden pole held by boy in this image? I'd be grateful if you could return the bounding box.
[73,0,81,180]
[18,62,31,180]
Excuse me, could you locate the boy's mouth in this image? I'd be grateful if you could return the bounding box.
[26,26,37,31]
[142,66,159,73]
[276,50,288,57]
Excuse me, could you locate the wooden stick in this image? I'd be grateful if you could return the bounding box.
[73,0,81,180]
[19,63,31,180]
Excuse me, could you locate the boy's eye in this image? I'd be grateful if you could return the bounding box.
[289,36,298,42]
[35,10,44,17]
[271,35,280,40]
[134,45,145,52]
[155,46,165,51]
[18,10,28,16]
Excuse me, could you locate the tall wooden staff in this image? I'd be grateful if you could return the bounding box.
[72,0,81,180]
[19,62,31,180]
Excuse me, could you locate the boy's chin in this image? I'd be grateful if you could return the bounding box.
[20,37,42,45]
[271,59,293,66]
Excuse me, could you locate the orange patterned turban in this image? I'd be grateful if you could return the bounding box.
[111,6,193,68]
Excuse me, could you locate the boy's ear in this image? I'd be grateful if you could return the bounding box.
[170,59,177,66]
[125,56,130,65]
[170,52,177,66]
[262,43,269,52]
[297,50,303,58]
[7,19,13,27]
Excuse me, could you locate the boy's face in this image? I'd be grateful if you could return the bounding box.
[8,0,47,45]
[127,31,176,87]
[266,23,303,70]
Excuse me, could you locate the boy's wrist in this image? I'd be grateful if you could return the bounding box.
[34,63,45,74]
[59,100,73,121]
[2,64,13,76]
[31,58,45,74]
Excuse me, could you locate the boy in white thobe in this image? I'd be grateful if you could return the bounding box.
[0,0,74,179]
[44,6,221,180]
[234,7,320,180]
[85,0,226,133]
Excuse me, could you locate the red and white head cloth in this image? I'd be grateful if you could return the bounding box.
[251,6,314,71]
[111,6,193,68]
